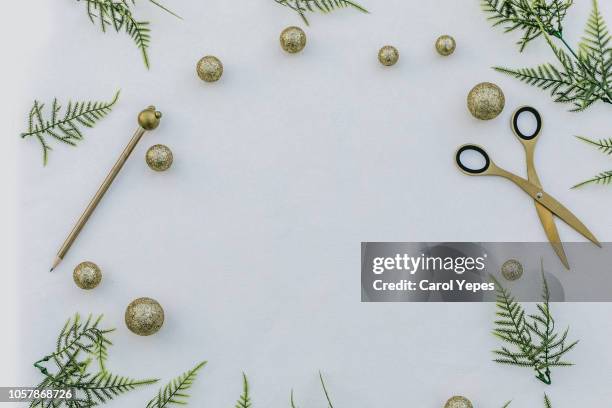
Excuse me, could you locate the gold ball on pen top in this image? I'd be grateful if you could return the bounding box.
[125,297,165,336]
[444,396,473,408]
[196,55,224,82]
[146,144,173,172]
[73,261,102,290]
[280,26,307,53]
[435,34,456,56]
[378,45,399,66]
[138,106,163,130]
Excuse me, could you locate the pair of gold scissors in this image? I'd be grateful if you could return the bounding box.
[455,106,600,269]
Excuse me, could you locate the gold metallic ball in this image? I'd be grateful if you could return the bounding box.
[501,259,524,281]
[444,396,473,408]
[196,55,223,82]
[280,26,307,53]
[435,35,456,56]
[378,45,399,66]
[467,82,505,120]
[138,107,162,130]
[125,297,165,336]
[146,144,173,172]
[73,261,102,290]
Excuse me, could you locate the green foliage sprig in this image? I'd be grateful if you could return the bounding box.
[573,135,612,187]
[31,314,158,408]
[78,0,180,68]
[291,372,334,408]
[20,91,120,165]
[483,0,612,111]
[145,361,207,408]
[274,0,368,26]
[503,394,553,407]
[235,373,252,408]
[491,266,578,385]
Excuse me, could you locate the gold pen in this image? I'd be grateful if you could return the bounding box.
[50,106,162,272]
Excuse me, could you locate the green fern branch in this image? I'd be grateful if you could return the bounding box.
[501,394,552,408]
[274,0,368,25]
[491,265,578,385]
[78,0,179,68]
[30,314,158,408]
[483,0,612,111]
[572,170,612,188]
[573,135,612,188]
[235,373,252,408]
[145,361,207,408]
[290,373,334,408]
[20,91,120,165]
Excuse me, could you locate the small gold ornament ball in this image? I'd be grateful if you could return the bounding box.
[280,26,307,53]
[435,35,456,56]
[467,82,506,120]
[146,144,173,172]
[196,55,223,82]
[444,396,474,408]
[73,261,102,290]
[378,45,399,66]
[501,259,524,281]
[125,297,165,336]
[138,106,162,130]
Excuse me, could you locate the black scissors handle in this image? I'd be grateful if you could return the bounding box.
[455,144,491,175]
[511,106,542,141]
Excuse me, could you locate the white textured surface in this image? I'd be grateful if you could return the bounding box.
[4,0,612,406]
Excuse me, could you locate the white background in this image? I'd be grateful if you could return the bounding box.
[2,0,612,406]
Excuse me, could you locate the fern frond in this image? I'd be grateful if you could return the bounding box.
[544,394,552,408]
[20,91,120,165]
[235,373,252,408]
[146,361,207,408]
[579,0,612,90]
[491,270,577,385]
[575,135,612,154]
[572,170,612,188]
[481,0,572,51]
[319,372,334,408]
[31,314,156,408]
[274,0,368,25]
[290,390,298,408]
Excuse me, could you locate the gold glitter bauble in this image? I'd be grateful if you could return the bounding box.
[435,35,456,56]
[138,107,162,130]
[146,144,173,172]
[378,45,399,66]
[280,26,307,53]
[444,396,474,408]
[73,261,102,290]
[467,82,506,120]
[196,55,223,82]
[125,297,165,336]
[501,259,524,281]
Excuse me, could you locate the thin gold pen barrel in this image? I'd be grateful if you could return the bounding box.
[50,106,162,271]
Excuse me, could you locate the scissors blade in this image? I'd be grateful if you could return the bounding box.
[537,191,601,247]
[534,201,570,269]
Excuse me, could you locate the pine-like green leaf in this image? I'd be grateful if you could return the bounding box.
[274,0,368,25]
[481,0,572,51]
[235,373,252,408]
[491,269,577,385]
[30,314,156,408]
[146,361,207,408]
[544,394,553,408]
[319,372,334,408]
[572,170,612,188]
[20,91,120,165]
[576,135,612,155]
